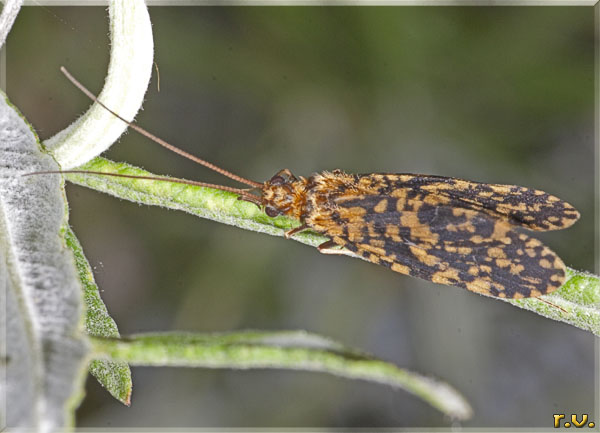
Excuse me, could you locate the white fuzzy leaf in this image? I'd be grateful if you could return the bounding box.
[44,0,154,169]
[0,0,23,50]
[0,94,89,431]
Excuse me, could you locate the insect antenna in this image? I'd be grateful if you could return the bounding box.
[59,66,264,189]
[22,169,264,206]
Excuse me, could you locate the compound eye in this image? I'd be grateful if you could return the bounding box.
[265,206,281,217]
[270,175,285,185]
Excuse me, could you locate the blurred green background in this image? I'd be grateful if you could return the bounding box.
[6,5,596,428]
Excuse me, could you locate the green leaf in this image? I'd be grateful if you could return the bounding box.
[507,268,600,335]
[0,92,89,429]
[64,227,132,406]
[68,157,600,335]
[90,330,473,421]
[71,156,319,243]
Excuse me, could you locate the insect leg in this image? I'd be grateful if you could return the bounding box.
[317,240,355,257]
[284,224,309,239]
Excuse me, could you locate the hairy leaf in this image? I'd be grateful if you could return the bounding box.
[0,93,89,430]
[65,228,132,406]
[91,330,473,421]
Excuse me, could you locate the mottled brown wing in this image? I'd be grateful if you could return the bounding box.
[327,193,566,298]
[353,174,580,231]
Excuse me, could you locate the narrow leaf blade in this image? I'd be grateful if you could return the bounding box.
[91,330,473,421]
[68,157,319,243]
[65,228,132,406]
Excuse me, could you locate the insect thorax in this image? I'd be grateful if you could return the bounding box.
[261,170,357,221]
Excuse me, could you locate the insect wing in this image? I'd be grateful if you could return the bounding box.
[331,192,566,298]
[382,174,580,231]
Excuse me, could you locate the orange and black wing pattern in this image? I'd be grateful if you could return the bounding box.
[305,173,579,299]
[383,174,580,231]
